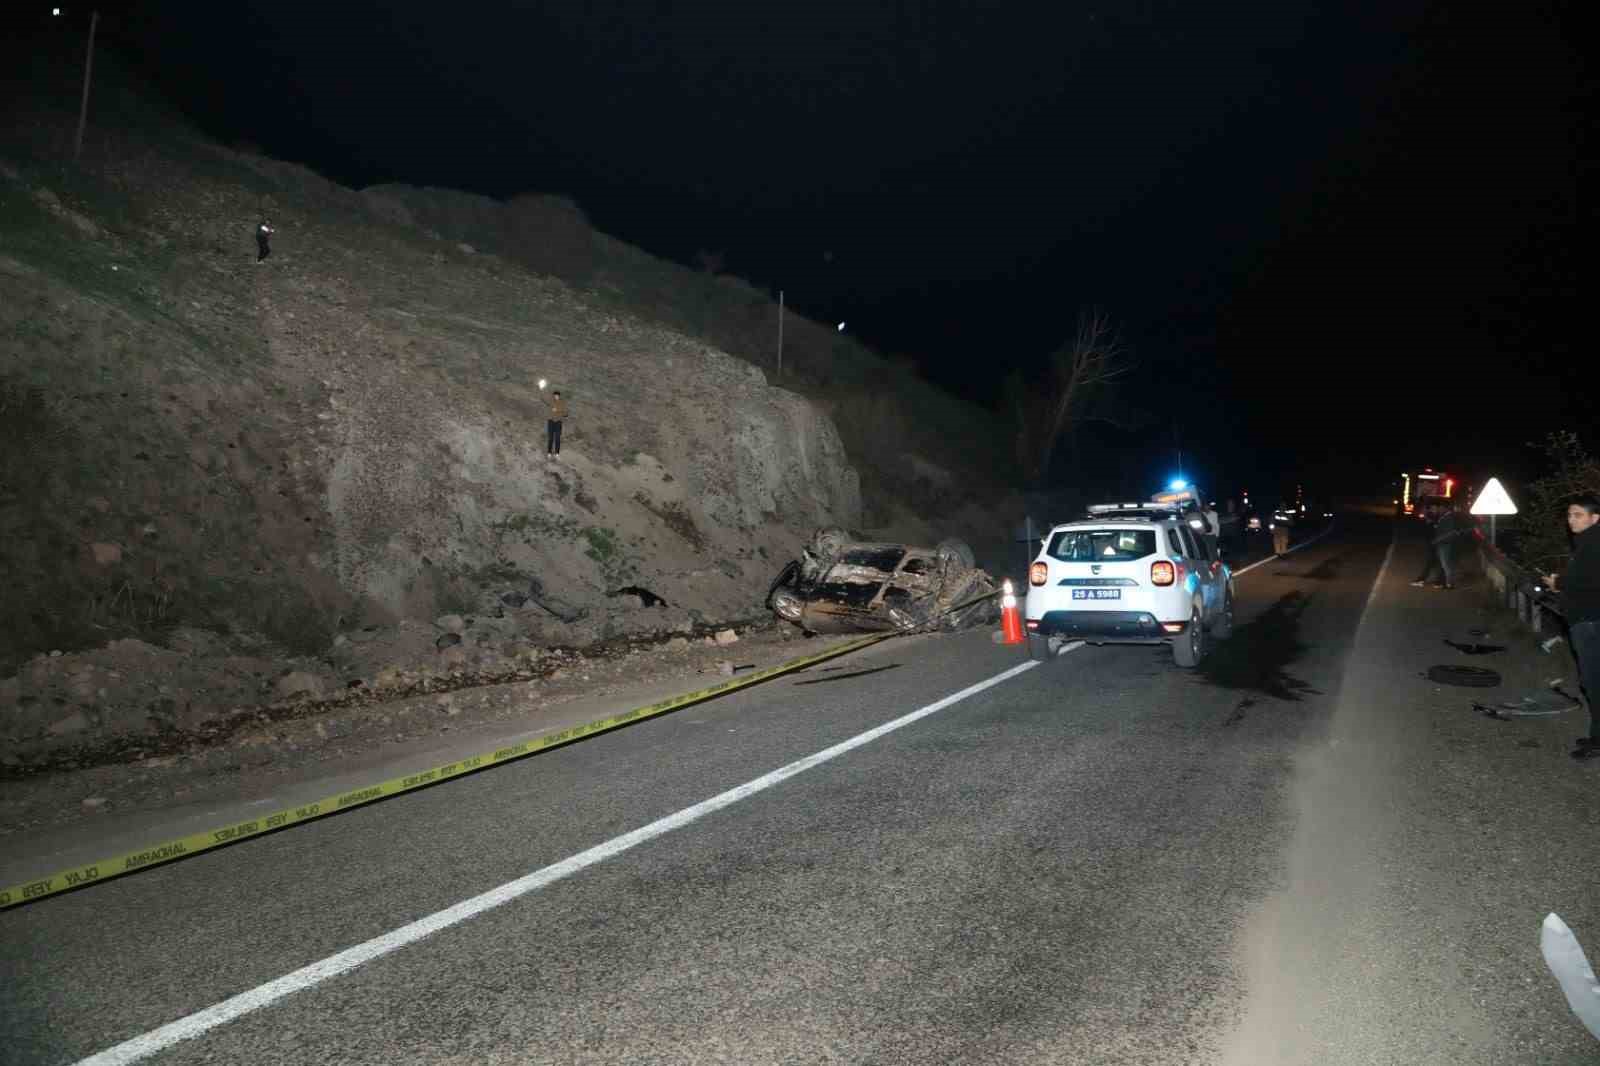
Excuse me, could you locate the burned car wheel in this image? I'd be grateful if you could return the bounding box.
[766,559,806,625]
[765,559,800,609]
[811,527,852,561]
[936,538,976,570]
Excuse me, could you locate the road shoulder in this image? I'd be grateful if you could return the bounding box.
[1221,533,1598,1064]
[0,625,902,895]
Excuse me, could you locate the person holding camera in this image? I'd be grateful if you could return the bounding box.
[1542,493,1600,760]
[256,219,275,263]
[544,389,568,459]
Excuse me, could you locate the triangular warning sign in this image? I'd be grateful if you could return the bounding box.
[1470,477,1517,516]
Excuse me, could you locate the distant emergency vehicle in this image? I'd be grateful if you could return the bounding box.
[1398,468,1456,516]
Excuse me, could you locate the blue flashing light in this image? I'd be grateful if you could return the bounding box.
[1168,478,1188,491]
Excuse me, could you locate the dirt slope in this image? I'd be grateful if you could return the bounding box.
[0,37,1017,767]
[0,60,867,758]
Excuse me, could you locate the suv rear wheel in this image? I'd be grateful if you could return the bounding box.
[1210,588,1234,640]
[1173,604,1204,668]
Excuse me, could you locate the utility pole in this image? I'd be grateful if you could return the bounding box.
[776,289,784,377]
[73,9,99,163]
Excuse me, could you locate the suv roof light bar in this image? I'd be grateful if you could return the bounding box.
[1086,502,1151,513]
[1086,500,1187,515]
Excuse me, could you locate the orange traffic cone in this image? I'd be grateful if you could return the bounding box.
[999,578,1025,645]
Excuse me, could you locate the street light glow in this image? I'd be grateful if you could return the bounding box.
[538,378,547,390]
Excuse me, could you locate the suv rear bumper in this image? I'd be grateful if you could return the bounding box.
[1027,610,1187,643]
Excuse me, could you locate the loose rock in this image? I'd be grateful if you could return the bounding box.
[273,671,324,700]
[48,711,91,736]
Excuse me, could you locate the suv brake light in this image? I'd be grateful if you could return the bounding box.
[1150,560,1176,586]
[1028,561,1048,587]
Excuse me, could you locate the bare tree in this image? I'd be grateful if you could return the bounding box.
[1005,309,1132,484]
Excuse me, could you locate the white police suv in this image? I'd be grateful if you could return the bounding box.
[1024,495,1235,667]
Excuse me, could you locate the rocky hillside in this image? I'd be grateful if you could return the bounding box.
[0,36,1014,760]
[1,111,862,644]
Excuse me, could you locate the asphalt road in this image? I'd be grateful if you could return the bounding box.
[2,520,1383,1065]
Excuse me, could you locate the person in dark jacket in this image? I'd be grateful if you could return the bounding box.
[1411,500,1464,589]
[1542,493,1600,760]
[256,219,274,263]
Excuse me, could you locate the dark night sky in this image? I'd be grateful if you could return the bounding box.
[28,2,1587,495]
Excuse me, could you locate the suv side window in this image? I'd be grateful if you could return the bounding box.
[1166,529,1187,558]
[1178,525,1203,560]
[1189,524,1215,563]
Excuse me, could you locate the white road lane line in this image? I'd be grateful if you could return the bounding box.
[1231,523,1337,577]
[73,656,1047,1066]
[1362,528,1398,613]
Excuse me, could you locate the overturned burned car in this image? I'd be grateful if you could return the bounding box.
[766,528,1001,634]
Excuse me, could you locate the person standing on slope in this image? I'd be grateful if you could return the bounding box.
[545,389,568,459]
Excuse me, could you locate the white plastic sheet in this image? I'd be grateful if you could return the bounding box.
[1541,913,1600,1041]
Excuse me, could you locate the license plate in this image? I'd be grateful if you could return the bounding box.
[1072,589,1120,600]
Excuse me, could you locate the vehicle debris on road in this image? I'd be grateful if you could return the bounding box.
[765,528,1000,635]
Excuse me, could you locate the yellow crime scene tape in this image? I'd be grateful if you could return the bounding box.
[0,631,893,911]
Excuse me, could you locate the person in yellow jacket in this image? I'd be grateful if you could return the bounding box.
[1271,513,1291,558]
[545,389,568,459]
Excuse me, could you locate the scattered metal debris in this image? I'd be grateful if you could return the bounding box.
[1473,682,1581,720]
[1426,664,1501,687]
[1444,638,1506,655]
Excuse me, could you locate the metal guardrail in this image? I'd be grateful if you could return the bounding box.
[1474,527,1566,634]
